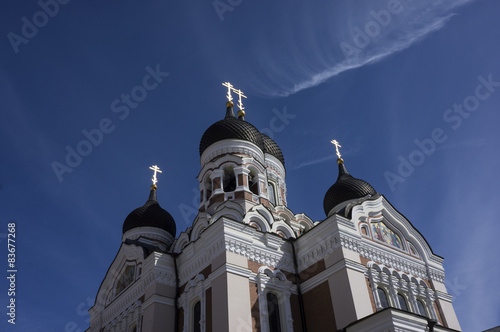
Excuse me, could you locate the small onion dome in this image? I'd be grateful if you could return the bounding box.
[199,104,285,165]
[323,161,377,216]
[122,188,176,236]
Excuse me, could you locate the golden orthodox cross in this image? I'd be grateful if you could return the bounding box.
[149,165,162,185]
[232,88,247,111]
[222,82,234,102]
[331,140,342,159]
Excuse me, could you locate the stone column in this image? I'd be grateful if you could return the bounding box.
[234,166,249,191]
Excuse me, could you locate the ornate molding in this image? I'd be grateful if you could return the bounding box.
[225,237,294,272]
[340,233,360,252]
[426,266,445,284]
[297,235,341,271]
[201,139,265,167]
[264,154,285,180]
[101,300,141,332]
[295,224,444,284]
[179,238,225,284]
[100,267,174,325]
[359,242,428,280]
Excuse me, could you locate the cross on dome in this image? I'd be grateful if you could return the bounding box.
[331,139,342,160]
[233,88,247,111]
[222,82,234,102]
[149,165,162,186]
[221,82,247,112]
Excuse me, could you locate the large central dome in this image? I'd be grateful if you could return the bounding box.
[199,105,285,165]
[199,117,264,155]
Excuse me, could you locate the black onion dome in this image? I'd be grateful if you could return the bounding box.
[123,189,176,236]
[199,116,264,156]
[261,133,285,165]
[323,162,377,216]
[199,105,285,166]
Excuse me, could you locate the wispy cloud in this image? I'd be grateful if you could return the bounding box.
[291,144,361,170]
[230,0,476,97]
[284,14,455,97]
[292,154,334,170]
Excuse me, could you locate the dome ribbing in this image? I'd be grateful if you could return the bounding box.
[122,188,176,236]
[199,105,285,165]
[323,161,377,216]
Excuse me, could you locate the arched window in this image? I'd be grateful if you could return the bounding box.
[377,288,389,309]
[267,293,282,332]
[193,301,201,332]
[223,167,236,192]
[398,293,408,311]
[417,299,427,317]
[276,230,287,239]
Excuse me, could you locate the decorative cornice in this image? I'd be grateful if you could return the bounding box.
[102,300,141,331]
[264,154,285,179]
[340,233,360,252]
[336,215,356,229]
[426,266,446,284]
[98,267,175,325]
[297,234,341,271]
[225,236,294,271]
[142,294,175,311]
[201,139,265,167]
[358,242,430,280]
[122,226,174,247]
[294,219,444,283]
[178,237,225,284]
[434,290,453,302]
[301,259,366,293]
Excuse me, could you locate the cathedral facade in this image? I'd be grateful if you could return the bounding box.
[87,85,462,332]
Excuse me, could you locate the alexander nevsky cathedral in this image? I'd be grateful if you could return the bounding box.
[86,83,462,332]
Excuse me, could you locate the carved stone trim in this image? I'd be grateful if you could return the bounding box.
[178,238,225,284]
[101,268,175,325]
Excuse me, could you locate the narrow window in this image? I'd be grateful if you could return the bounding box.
[193,301,201,332]
[223,167,236,192]
[268,182,276,205]
[377,288,389,309]
[249,170,259,195]
[267,293,282,332]
[417,299,427,316]
[204,175,212,201]
[398,293,408,311]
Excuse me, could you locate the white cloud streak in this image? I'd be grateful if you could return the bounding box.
[291,154,334,170]
[283,14,455,97]
[232,0,476,97]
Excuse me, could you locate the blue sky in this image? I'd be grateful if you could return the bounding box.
[1,0,499,331]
